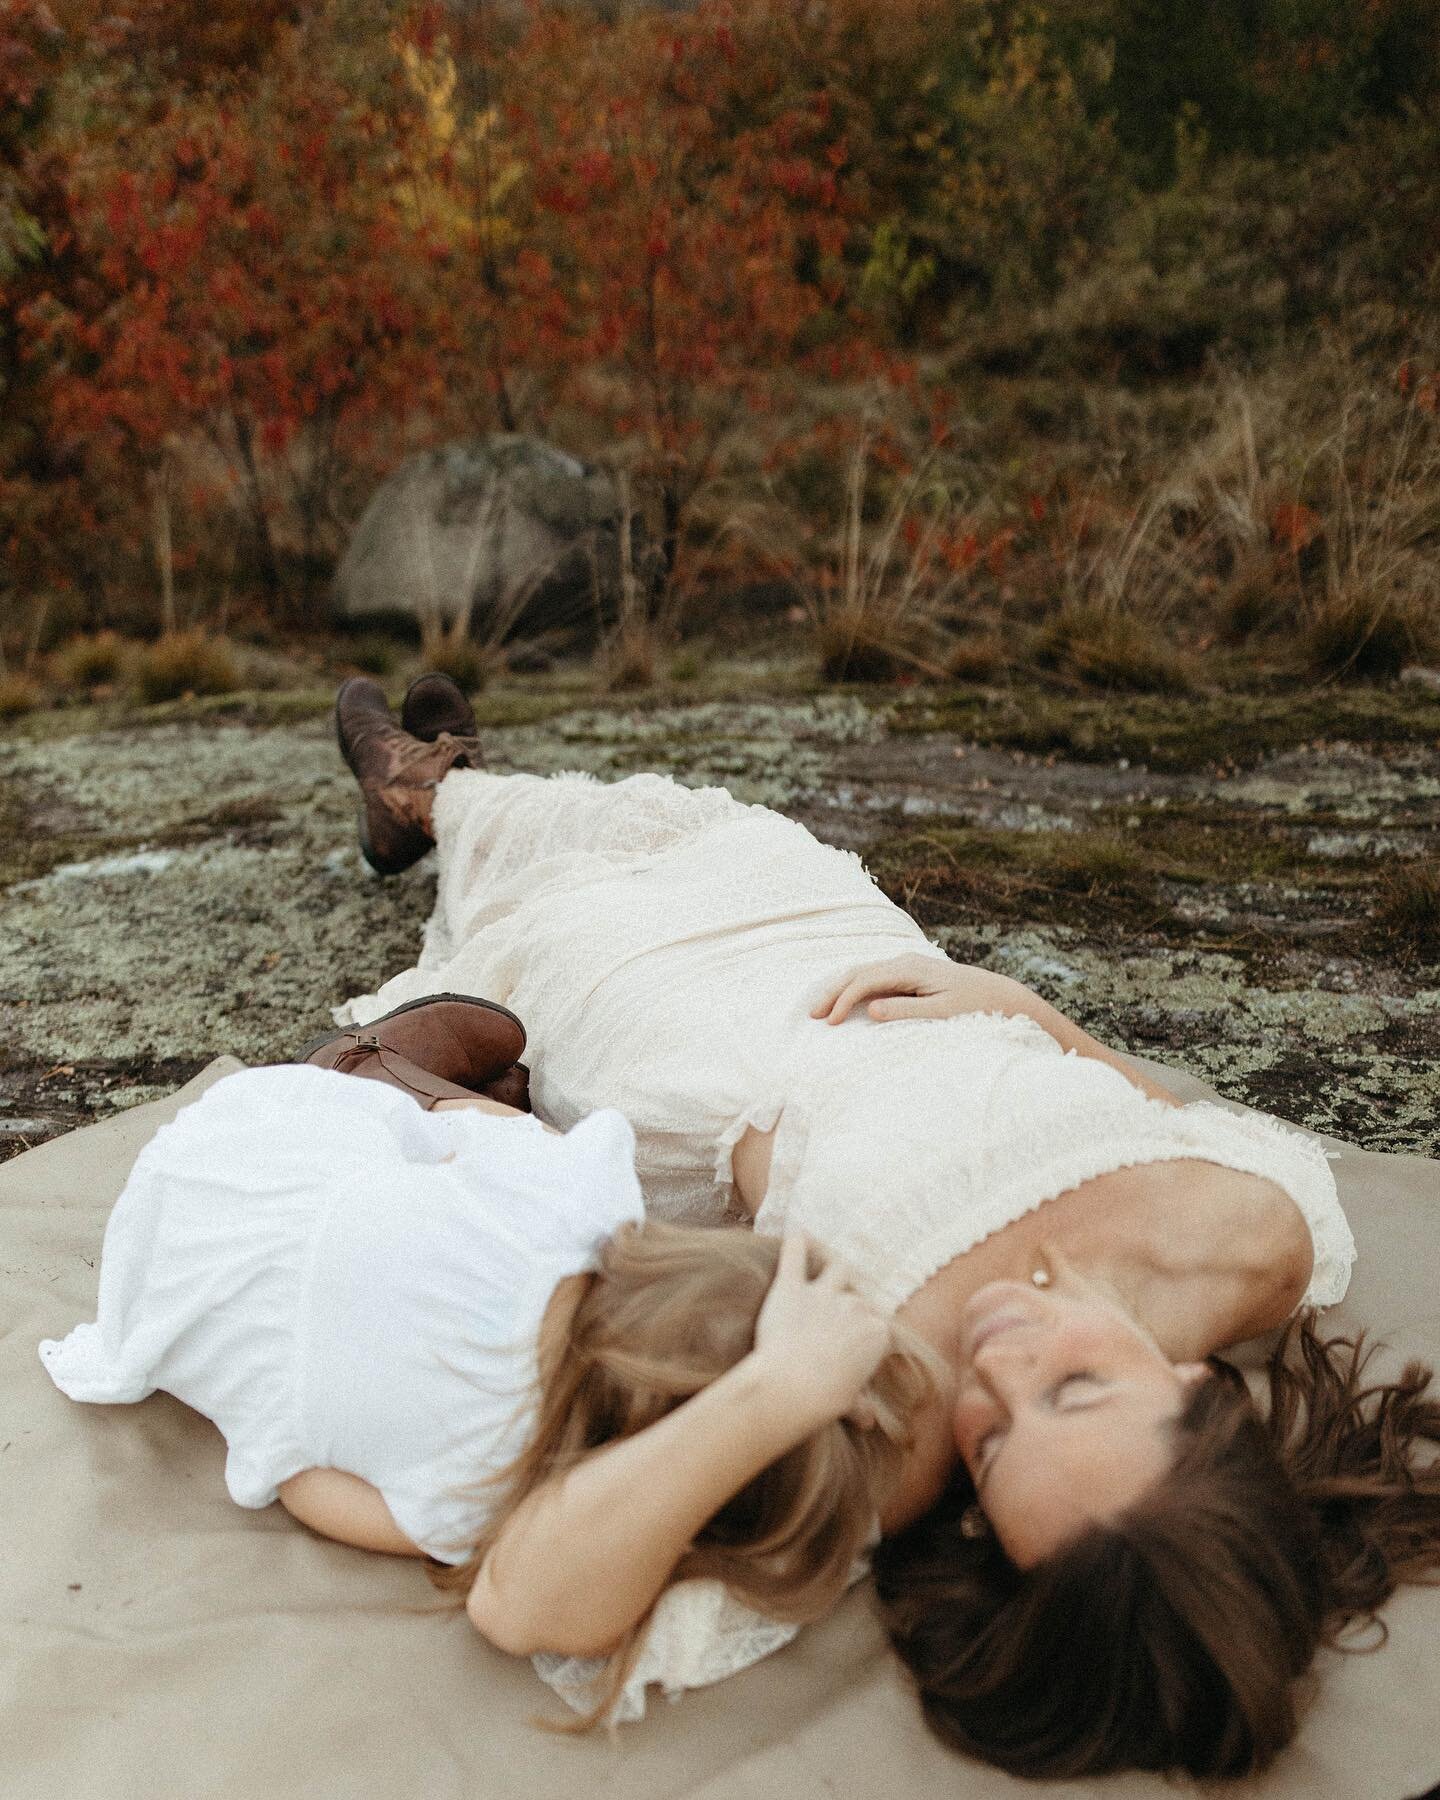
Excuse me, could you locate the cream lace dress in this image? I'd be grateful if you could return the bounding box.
[337,768,1355,1722]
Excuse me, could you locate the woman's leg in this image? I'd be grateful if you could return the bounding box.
[332,759,746,1036]
[425,766,744,953]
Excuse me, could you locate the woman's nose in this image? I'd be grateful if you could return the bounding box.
[972,1338,1038,1397]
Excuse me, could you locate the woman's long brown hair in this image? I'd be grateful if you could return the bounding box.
[873,1311,1440,1779]
[432,1220,939,1726]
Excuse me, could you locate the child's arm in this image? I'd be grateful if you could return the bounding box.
[278,1467,427,1557]
[465,1233,891,1660]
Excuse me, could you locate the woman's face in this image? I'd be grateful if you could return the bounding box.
[951,1263,1208,1567]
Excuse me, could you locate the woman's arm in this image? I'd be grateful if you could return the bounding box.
[813,953,1182,1107]
[466,1234,891,1660]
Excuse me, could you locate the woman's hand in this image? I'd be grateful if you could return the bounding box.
[811,952,1185,1107]
[750,1232,893,1435]
[811,953,970,1026]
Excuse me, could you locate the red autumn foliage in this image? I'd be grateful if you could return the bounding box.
[985,527,1017,579]
[4,0,1435,644]
[1270,501,1324,554]
[26,13,452,609]
[0,0,128,597]
[501,0,878,596]
[938,530,981,574]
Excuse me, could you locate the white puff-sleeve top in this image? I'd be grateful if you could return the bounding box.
[39,1064,644,1564]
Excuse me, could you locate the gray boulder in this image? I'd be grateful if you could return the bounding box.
[334,436,630,640]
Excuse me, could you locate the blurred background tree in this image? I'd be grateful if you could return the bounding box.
[1,0,1436,686]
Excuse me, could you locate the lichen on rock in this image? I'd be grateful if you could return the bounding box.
[3,681,1438,1158]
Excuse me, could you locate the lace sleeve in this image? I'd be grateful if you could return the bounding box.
[531,1579,802,1724]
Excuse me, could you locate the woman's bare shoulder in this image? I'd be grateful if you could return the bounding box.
[1159,1160,1315,1328]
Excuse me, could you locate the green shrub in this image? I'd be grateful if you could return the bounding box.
[135,631,242,705]
[1109,0,1439,172]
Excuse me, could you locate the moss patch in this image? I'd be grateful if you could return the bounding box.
[867,824,1172,933]
[892,684,1440,773]
[863,809,1388,945]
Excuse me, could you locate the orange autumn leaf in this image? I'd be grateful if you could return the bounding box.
[1270,502,1324,553]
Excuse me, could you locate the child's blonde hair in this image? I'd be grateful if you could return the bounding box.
[432,1219,939,1724]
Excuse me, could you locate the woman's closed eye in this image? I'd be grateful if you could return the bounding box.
[1050,1372,1106,1407]
[972,1376,1109,1475]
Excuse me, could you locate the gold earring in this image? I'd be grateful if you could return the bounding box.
[1031,1266,1051,1288]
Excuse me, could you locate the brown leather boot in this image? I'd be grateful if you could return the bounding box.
[401,671,478,743]
[335,677,482,875]
[298,994,530,1112]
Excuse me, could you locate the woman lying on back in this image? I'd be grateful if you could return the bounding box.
[320,673,1440,1776]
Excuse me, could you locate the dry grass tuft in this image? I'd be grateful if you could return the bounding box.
[1033,603,1192,693]
[50,630,132,694]
[597,472,665,691]
[1039,467,1205,692]
[419,629,489,696]
[816,609,922,682]
[944,632,1008,683]
[0,672,44,719]
[791,436,970,683]
[1304,586,1431,680]
[600,621,660,691]
[1180,370,1440,678]
[1298,395,1440,678]
[134,631,242,705]
[1216,551,1286,643]
[342,633,401,677]
[1376,863,1440,961]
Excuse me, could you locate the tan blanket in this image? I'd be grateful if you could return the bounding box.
[4,1057,1438,1800]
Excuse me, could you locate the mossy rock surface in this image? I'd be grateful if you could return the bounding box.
[3,676,1438,1160]
[893,684,1440,773]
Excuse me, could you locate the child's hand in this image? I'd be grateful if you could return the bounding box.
[750,1231,893,1436]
